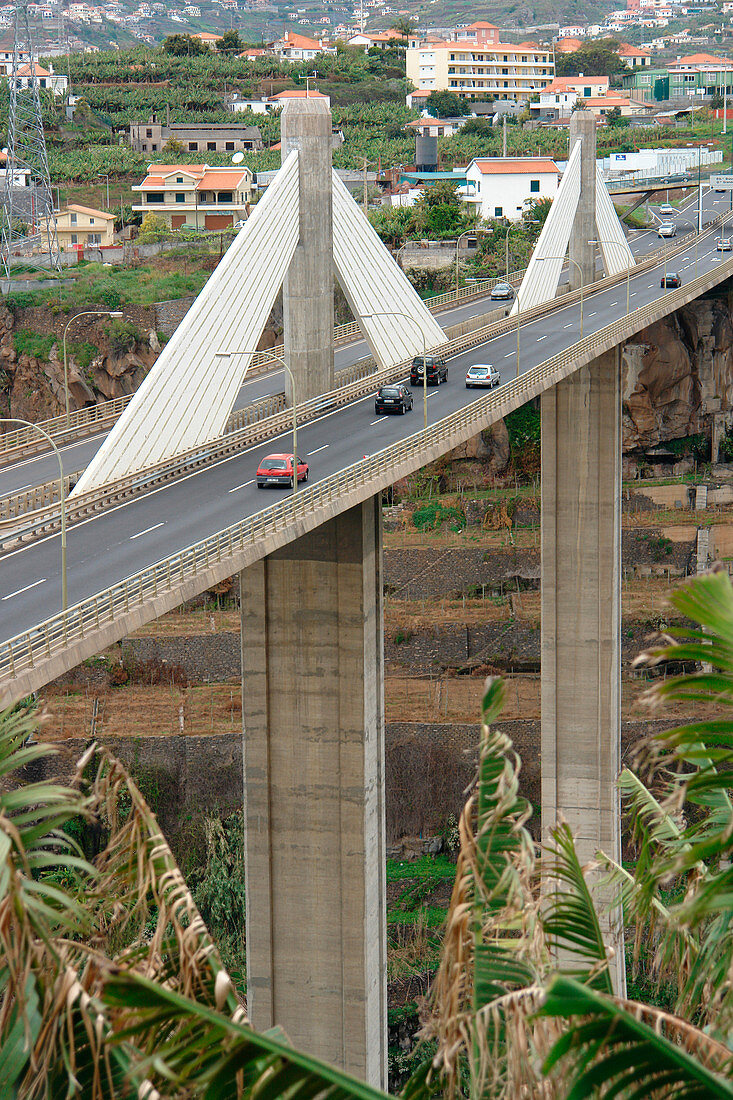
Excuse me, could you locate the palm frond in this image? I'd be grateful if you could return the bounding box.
[542,824,613,994]
[538,976,733,1098]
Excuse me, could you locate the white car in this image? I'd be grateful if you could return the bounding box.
[659,203,676,218]
[466,364,501,389]
[718,238,732,251]
[657,223,676,238]
[233,219,247,229]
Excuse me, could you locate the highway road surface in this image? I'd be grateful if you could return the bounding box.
[0,215,730,645]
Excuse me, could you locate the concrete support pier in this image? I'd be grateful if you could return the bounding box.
[541,348,625,994]
[281,97,334,404]
[240,499,387,1085]
[568,111,597,292]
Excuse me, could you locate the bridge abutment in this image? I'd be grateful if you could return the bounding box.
[281,97,335,404]
[540,347,625,994]
[239,498,387,1085]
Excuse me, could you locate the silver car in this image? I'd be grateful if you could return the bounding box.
[718,237,732,251]
[657,222,676,238]
[466,364,501,389]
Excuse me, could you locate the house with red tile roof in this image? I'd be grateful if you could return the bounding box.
[273,31,336,60]
[131,163,254,230]
[462,156,560,220]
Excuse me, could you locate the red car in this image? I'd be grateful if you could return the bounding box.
[256,452,309,488]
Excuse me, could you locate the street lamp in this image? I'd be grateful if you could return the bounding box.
[535,255,585,337]
[686,142,713,234]
[0,418,67,611]
[62,310,123,427]
[362,310,435,431]
[588,239,632,313]
[214,349,300,491]
[455,228,493,294]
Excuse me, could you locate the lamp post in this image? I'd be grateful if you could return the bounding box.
[1,418,67,611]
[534,255,585,336]
[361,310,431,430]
[62,310,123,427]
[686,141,713,235]
[215,349,300,490]
[588,238,632,313]
[455,227,492,294]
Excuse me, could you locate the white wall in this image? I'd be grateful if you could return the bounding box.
[465,167,559,220]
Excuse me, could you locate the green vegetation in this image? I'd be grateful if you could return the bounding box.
[411,500,466,531]
[13,329,55,362]
[12,260,208,309]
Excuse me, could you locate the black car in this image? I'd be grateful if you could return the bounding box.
[410,356,448,386]
[490,282,515,301]
[374,384,413,414]
[661,272,682,289]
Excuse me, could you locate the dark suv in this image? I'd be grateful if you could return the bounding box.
[374,384,413,415]
[410,356,448,386]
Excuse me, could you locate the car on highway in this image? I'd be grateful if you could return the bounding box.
[661,272,682,289]
[658,204,676,218]
[410,356,448,385]
[718,237,733,251]
[657,222,676,238]
[374,384,413,414]
[465,364,501,389]
[490,282,515,300]
[256,453,309,488]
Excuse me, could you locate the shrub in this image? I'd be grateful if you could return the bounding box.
[411,500,465,531]
[107,318,142,355]
[14,330,54,361]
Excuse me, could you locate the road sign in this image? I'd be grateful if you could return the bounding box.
[710,174,733,190]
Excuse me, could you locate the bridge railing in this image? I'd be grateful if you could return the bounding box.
[2,252,732,688]
[3,213,729,539]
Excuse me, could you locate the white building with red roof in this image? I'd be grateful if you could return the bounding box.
[462,157,560,221]
[11,61,67,96]
[131,163,254,230]
[273,31,336,60]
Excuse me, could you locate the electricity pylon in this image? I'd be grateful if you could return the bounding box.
[1,0,60,277]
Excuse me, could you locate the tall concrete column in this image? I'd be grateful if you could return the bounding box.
[568,111,597,292]
[281,97,334,404]
[541,348,624,994]
[240,499,387,1086]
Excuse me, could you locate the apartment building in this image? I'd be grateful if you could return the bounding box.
[623,52,733,100]
[406,37,554,103]
[131,163,254,230]
[129,115,262,154]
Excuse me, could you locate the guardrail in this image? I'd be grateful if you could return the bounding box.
[1,215,727,541]
[0,268,526,466]
[3,252,732,690]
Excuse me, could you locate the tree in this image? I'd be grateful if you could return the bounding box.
[389,15,414,43]
[556,47,627,77]
[162,137,185,157]
[162,33,209,56]
[217,28,244,53]
[425,89,465,118]
[605,105,625,127]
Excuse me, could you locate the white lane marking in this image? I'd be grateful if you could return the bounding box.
[228,479,254,493]
[504,352,514,358]
[370,417,388,424]
[630,291,637,297]
[647,283,656,288]
[307,445,329,456]
[588,311,597,317]
[536,335,547,341]
[563,323,572,328]
[129,521,164,540]
[2,578,45,600]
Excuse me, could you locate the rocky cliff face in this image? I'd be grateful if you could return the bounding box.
[0,306,159,423]
[622,294,733,450]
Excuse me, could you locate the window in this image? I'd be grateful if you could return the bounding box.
[146,128,152,137]
[530,179,540,192]
[584,86,591,96]
[70,212,77,225]
[189,142,198,151]
[176,176,184,183]
[88,233,101,245]
[146,193,163,202]
[151,144,157,151]
[142,143,147,151]
[175,193,185,203]
[70,233,77,244]
[89,217,95,225]
[218,191,233,202]
[225,140,234,150]
[207,141,216,151]
[494,206,503,216]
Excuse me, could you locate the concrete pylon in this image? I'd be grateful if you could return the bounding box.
[540,347,625,996]
[240,499,387,1085]
[568,111,597,293]
[281,97,334,404]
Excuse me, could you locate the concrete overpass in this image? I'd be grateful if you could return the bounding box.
[1,107,732,1084]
